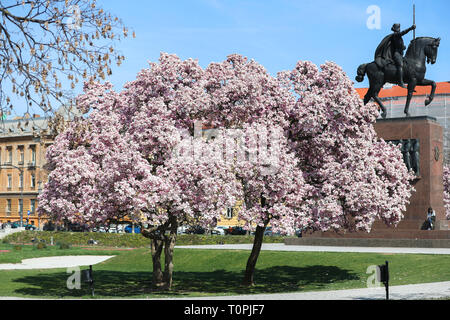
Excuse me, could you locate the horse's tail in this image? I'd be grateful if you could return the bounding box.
[355,63,368,82]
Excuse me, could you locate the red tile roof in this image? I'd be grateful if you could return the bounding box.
[356,81,450,99]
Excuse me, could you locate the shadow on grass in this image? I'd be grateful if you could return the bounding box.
[13,265,359,298]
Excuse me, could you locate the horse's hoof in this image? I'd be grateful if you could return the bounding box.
[425,98,432,106]
[405,113,411,117]
[382,112,387,119]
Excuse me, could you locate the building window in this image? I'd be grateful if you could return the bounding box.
[7,174,12,189]
[30,146,36,165]
[19,173,23,189]
[6,200,11,216]
[7,147,12,164]
[31,174,36,188]
[18,147,24,164]
[30,199,36,215]
[226,207,234,219]
[18,199,23,215]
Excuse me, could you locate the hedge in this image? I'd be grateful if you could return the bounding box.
[2,231,287,248]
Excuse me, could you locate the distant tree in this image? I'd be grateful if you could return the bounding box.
[0,0,132,117]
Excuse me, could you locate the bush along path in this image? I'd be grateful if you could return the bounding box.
[2,231,287,248]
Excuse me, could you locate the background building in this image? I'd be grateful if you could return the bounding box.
[0,114,53,228]
[356,81,450,162]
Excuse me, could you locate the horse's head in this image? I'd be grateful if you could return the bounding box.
[424,37,440,65]
[407,37,441,64]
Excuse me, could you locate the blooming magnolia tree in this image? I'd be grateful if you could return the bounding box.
[443,165,450,220]
[38,53,242,290]
[279,61,415,233]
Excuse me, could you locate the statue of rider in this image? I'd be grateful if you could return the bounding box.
[374,23,416,88]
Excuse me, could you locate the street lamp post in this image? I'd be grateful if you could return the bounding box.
[33,135,42,230]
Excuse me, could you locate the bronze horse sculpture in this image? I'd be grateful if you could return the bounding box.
[356,36,440,118]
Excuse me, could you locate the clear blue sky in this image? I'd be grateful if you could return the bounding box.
[15,0,450,116]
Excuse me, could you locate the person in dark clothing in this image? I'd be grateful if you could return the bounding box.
[374,23,416,88]
[421,207,436,230]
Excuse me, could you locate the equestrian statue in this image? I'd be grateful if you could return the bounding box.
[356,22,440,118]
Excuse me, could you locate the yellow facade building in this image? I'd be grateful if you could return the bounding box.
[0,114,53,228]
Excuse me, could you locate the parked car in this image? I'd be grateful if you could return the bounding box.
[295,228,303,238]
[211,226,227,235]
[67,223,89,232]
[224,226,247,235]
[43,222,64,231]
[24,224,37,230]
[116,224,126,233]
[124,224,141,234]
[11,221,22,228]
[210,227,225,236]
[177,226,189,235]
[263,227,273,236]
[185,225,205,235]
[93,226,107,233]
[263,227,283,236]
[107,225,119,233]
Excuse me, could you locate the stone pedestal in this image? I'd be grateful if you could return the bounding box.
[303,116,449,241]
[373,116,447,232]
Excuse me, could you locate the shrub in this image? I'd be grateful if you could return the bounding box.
[1,230,287,248]
[35,242,47,250]
[13,245,22,251]
[58,242,71,250]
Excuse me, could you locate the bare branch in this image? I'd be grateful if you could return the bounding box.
[0,0,132,124]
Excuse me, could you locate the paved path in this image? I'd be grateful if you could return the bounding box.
[2,281,449,300]
[161,281,450,300]
[0,255,115,270]
[176,243,450,255]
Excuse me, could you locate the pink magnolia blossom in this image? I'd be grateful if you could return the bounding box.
[279,61,416,233]
[200,54,295,129]
[443,165,450,220]
[39,53,240,232]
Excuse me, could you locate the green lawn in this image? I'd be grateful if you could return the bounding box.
[0,243,449,299]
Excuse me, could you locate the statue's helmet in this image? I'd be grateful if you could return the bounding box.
[391,23,401,32]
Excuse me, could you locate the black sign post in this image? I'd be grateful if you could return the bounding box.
[377,261,389,300]
[82,265,95,297]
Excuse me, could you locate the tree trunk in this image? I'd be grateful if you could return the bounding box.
[141,223,166,290]
[162,216,178,290]
[242,223,267,286]
[150,238,164,289]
